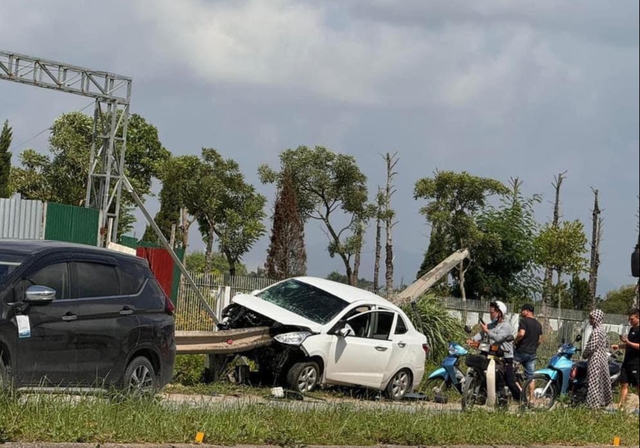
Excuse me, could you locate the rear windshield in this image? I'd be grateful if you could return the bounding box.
[256,279,349,325]
[0,255,26,282]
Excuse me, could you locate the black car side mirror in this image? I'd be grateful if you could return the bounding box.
[23,285,56,305]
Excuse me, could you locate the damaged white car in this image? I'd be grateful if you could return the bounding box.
[218,276,428,400]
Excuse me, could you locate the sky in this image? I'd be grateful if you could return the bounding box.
[1,0,638,296]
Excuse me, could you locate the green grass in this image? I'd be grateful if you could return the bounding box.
[0,392,637,446]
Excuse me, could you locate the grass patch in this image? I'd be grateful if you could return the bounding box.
[0,392,637,446]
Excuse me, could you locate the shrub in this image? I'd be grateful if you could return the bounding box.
[402,294,467,362]
[173,354,206,386]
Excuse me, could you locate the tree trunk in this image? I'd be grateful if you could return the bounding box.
[204,225,215,272]
[180,207,192,252]
[459,260,467,301]
[556,270,563,324]
[543,172,566,316]
[384,152,398,298]
[373,214,381,294]
[588,188,601,308]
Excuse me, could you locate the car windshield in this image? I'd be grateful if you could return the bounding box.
[256,279,349,325]
[0,256,26,282]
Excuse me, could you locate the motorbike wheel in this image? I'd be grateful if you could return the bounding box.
[461,373,483,411]
[521,375,558,411]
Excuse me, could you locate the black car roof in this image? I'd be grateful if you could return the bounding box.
[0,239,146,264]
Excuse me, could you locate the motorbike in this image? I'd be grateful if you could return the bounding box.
[423,341,468,403]
[521,335,623,410]
[461,333,519,410]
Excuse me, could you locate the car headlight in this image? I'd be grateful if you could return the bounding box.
[274,331,311,346]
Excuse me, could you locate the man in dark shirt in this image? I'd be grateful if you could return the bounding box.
[612,308,639,413]
[514,303,543,382]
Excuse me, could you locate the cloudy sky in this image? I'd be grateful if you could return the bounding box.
[1,0,638,295]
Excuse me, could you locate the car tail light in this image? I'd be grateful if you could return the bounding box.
[422,343,430,356]
[165,296,175,315]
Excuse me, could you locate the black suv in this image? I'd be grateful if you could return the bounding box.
[0,240,175,394]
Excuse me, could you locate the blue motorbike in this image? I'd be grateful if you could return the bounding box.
[521,335,622,410]
[423,341,468,403]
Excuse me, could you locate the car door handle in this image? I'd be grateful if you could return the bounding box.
[375,346,388,351]
[119,307,134,315]
[397,342,406,348]
[61,313,77,321]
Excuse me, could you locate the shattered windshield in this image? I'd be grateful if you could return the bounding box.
[256,279,349,325]
[0,256,25,282]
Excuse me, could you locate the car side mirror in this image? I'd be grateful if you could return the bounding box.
[336,327,350,338]
[24,285,56,305]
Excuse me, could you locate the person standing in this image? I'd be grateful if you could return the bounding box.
[583,309,613,409]
[514,303,543,381]
[611,308,639,413]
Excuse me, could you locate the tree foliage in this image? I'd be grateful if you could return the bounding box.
[414,170,509,299]
[599,285,637,315]
[469,178,542,302]
[185,251,248,276]
[10,112,169,235]
[259,145,371,285]
[265,170,307,280]
[0,120,13,198]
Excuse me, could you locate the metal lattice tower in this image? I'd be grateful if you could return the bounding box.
[0,51,132,244]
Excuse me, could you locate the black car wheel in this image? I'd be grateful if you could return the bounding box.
[287,361,319,393]
[124,356,157,397]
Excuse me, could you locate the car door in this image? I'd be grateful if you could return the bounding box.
[14,260,78,387]
[325,310,395,388]
[385,313,411,381]
[71,258,140,386]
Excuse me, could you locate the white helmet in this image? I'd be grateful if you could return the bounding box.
[491,300,507,316]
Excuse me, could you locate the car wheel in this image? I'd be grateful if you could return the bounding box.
[287,361,319,393]
[123,356,157,397]
[0,359,11,392]
[385,369,412,401]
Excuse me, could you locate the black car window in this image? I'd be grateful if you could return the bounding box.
[118,262,147,295]
[17,262,70,301]
[75,262,120,298]
[395,315,408,335]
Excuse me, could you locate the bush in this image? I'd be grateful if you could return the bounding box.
[402,294,467,362]
[173,354,206,386]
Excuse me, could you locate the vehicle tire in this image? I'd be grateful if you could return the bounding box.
[461,373,482,411]
[423,377,449,403]
[0,359,11,392]
[385,369,412,401]
[123,356,158,397]
[287,361,319,393]
[521,375,557,411]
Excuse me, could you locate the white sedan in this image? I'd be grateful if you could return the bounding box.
[219,276,428,400]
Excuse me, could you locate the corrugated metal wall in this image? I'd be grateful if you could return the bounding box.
[44,202,100,246]
[0,197,45,239]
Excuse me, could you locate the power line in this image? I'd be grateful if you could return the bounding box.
[13,100,95,149]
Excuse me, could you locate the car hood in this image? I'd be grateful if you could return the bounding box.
[232,294,324,333]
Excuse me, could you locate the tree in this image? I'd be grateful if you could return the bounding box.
[542,172,567,309]
[587,188,603,308]
[569,274,591,311]
[0,120,13,198]
[10,112,170,235]
[265,169,307,280]
[599,285,636,315]
[383,152,398,298]
[259,146,370,285]
[373,189,384,294]
[534,220,588,320]
[414,170,509,300]
[185,148,266,276]
[471,178,542,302]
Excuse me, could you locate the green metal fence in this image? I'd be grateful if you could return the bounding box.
[44,202,100,246]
